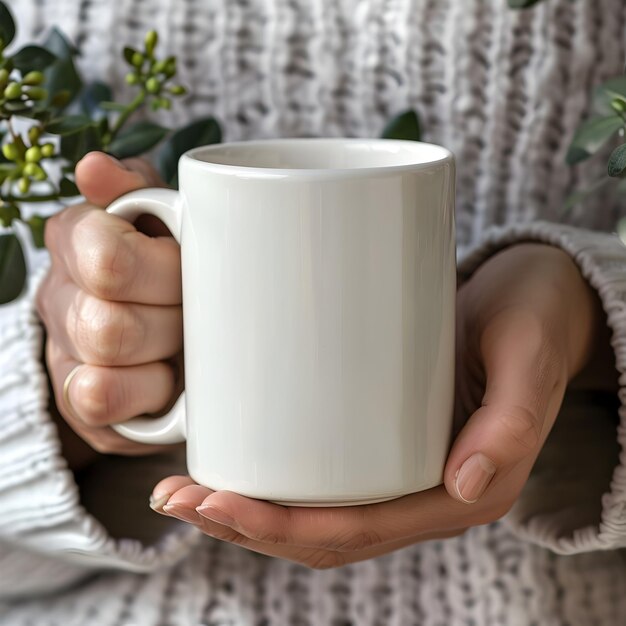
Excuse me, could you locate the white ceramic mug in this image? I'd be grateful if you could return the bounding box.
[107,138,456,506]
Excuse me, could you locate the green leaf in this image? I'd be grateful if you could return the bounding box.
[58,177,80,197]
[43,27,78,60]
[79,81,113,119]
[508,0,544,7]
[157,117,222,186]
[46,115,93,136]
[59,124,103,162]
[107,121,169,160]
[11,45,57,73]
[41,28,82,111]
[565,115,624,165]
[608,143,626,178]
[593,77,626,115]
[123,47,137,65]
[0,1,16,48]
[26,215,47,249]
[381,110,421,142]
[0,234,26,305]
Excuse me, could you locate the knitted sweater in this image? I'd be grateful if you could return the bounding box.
[1,0,626,624]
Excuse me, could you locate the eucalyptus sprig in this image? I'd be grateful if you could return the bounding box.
[0,0,221,304]
[508,0,626,221]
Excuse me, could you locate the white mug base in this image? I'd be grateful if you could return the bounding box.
[189,473,443,507]
[269,494,407,507]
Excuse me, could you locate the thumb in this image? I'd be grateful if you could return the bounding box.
[75,152,164,208]
[444,309,568,504]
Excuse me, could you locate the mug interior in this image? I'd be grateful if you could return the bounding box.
[186,138,452,173]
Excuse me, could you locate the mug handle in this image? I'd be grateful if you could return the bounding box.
[105,188,187,445]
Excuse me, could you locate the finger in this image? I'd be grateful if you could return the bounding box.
[444,308,568,505]
[44,205,181,305]
[41,272,182,366]
[196,520,464,569]
[48,338,177,430]
[192,486,471,553]
[75,152,164,208]
[150,475,198,511]
[158,482,465,567]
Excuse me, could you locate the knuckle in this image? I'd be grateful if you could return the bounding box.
[75,215,134,300]
[304,551,346,570]
[496,406,541,453]
[73,368,119,425]
[73,298,141,365]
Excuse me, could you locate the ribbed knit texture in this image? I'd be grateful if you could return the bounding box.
[1,0,626,624]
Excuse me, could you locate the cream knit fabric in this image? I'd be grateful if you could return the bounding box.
[1,0,626,624]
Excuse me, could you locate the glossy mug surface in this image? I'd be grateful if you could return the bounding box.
[108,138,456,506]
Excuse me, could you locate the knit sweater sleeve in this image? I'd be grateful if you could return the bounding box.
[0,262,200,600]
[458,221,626,554]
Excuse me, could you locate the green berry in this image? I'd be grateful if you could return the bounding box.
[164,58,177,78]
[169,85,187,96]
[0,68,9,90]
[146,77,161,94]
[132,51,145,68]
[150,100,161,111]
[159,97,171,110]
[2,143,18,161]
[23,162,38,177]
[24,87,47,101]
[152,60,168,74]
[22,71,45,86]
[18,177,31,195]
[126,72,140,85]
[4,82,22,100]
[25,146,42,163]
[611,97,626,115]
[41,143,55,158]
[28,126,42,145]
[145,30,159,55]
[24,163,47,180]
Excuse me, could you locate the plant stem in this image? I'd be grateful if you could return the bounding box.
[4,193,62,203]
[106,90,147,147]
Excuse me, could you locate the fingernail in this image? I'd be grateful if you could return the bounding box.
[149,492,170,512]
[196,505,235,527]
[163,503,201,525]
[455,453,497,504]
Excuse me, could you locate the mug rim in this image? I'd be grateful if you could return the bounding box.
[181,137,454,179]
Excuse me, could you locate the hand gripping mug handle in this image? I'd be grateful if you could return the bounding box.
[105,189,187,445]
